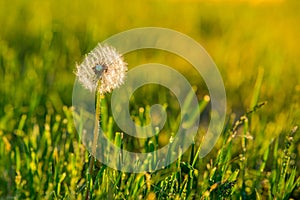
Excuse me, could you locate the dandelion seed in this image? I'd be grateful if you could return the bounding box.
[75,44,127,93]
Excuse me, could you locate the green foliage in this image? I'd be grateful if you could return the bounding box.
[0,0,299,199]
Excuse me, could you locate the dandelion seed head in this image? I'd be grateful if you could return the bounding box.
[76,44,127,93]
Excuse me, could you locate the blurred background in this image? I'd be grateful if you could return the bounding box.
[0,0,299,123]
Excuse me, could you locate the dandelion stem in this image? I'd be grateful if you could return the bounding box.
[86,81,102,200]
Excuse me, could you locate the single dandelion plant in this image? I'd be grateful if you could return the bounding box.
[76,44,127,94]
[75,44,127,200]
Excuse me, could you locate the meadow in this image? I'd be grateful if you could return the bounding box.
[0,0,299,199]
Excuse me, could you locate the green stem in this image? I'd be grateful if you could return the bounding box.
[86,82,102,200]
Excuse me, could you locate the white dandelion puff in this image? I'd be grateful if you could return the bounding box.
[76,44,127,93]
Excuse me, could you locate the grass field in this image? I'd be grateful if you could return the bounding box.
[0,0,299,199]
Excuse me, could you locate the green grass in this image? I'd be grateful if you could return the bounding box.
[0,0,299,199]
